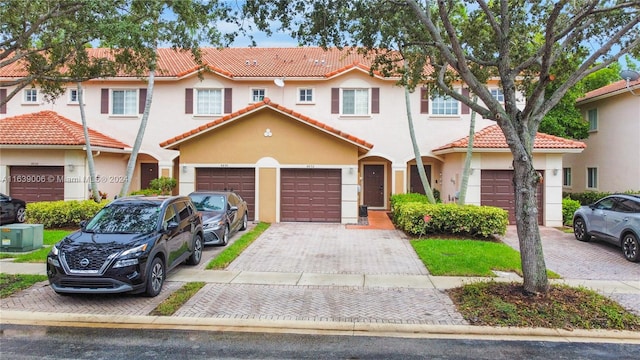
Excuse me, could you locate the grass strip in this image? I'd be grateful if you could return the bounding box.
[206,222,270,270]
[149,282,205,316]
[0,273,48,298]
[411,238,559,278]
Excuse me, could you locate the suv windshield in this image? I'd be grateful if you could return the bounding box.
[190,194,226,211]
[86,204,160,234]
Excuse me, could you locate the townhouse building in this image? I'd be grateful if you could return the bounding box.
[0,47,585,226]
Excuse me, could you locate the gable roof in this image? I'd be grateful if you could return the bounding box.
[577,78,640,104]
[0,48,404,80]
[160,98,374,151]
[432,125,586,154]
[0,111,129,149]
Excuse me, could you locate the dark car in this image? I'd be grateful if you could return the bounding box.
[0,193,26,225]
[573,194,640,262]
[189,191,248,246]
[47,195,204,297]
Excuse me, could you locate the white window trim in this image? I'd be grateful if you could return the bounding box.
[490,88,504,102]
[562,167,572,188]
[340,88,371,117]
[251,88,266,103]
[194,88,223,116]
[587,108,598,132]
[110,89,138,116]
[22,88,39,105]
[296,87,315,104]
[68,88,80,105]
[430,91,460,117]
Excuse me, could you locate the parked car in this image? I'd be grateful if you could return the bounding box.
[573,194,640,262]
[0,193,26,225]
[47,196,204,297]
[189,191,248,246]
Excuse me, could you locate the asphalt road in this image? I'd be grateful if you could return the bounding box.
[1,324,639,360]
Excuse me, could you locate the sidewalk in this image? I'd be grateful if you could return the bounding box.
[1,214,639,342]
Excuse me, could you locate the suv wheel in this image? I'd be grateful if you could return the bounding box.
[187,234,203,265]
[621,233,639,262]
[145,257,165,297]
[15,206,26,223]
[573,217,590,242]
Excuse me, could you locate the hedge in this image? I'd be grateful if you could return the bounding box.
[562,197,581,226]
[391,194,508,238]
[26,200,108,228]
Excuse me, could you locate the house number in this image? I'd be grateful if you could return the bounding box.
[306,165,315,168]
[220,164,229,167]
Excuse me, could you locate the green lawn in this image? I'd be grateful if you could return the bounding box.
[411,238,560,278]
[0,229,72,262]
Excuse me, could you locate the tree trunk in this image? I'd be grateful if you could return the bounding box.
[457,94,478,205]
[119,68,155,198]
[404,86,436,203]
[77,82,100,202]
[511,136,549,294]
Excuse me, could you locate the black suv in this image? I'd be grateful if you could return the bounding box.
[47,196,203,297]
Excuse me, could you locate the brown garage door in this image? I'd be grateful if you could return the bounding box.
[281,168,341,222]
[9,166,64,202]
[195,168,255,220]
[480,170,543,224]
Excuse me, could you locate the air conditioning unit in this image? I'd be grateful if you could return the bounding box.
[0,224,44,252]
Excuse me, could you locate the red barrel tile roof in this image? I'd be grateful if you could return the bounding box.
[433,125,586,152]
[160,98,373,150]
[0,111,129,149]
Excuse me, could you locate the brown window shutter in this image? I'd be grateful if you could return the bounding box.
[185,88,193,114]
[461,88,470,114]
[420,88,429,114]
[100,89,109,114]
[224,88,232,113]
[371,88,379,114]
[331,88,339,114]
[0,89,6,114]
[139,88,147,114]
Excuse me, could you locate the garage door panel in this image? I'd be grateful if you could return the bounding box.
[281,169,341,222]
[9,166,64,202]
[196,168,255,220]
[481,170,543,225]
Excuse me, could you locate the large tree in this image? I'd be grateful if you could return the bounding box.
[241,0,640,294]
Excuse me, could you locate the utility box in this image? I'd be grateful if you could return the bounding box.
[0,224,44,252]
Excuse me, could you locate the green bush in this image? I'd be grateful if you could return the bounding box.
[391,195,508,238]
[562,197,581,226]
[26,200,108,228]
[563,190,640,205]
[149,177,177,195]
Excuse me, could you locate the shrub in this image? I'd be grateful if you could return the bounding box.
[562,197,581,226]
[391,195,508,238]
[149,177,176,195]
[26,200,108,228]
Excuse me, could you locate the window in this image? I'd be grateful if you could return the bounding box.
[298,88,314,103]
[587,167,598,189]
[112,89,137,115]
[562,168,572,187]
[491,89,504,102]
[23,89,38,103]
[252,88,265,102]
[342,89,369,115]
[68,89,79,104]
[588,109,597,131]
[196,89,222,115]
[431,94,458,115]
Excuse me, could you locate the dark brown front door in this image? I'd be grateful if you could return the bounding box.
[280,168,341,222]
[363,164,384,208]
[409,164,432,194]
[141,163,158,190]
[196,168,256,220]
[9,166,64,202]
[481,170,543,224]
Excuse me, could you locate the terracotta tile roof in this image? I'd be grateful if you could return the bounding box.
[577,78,640,103]
[0,111,129,149]
[160,98,374,150]
[0,48,407,79]
[433,125,586,152]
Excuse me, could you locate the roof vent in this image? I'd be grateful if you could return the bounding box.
[253,60,258,66]
[245,60,250,66]
[314,59,319,65]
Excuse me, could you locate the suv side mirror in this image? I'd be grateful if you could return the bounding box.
[164,221,179,232]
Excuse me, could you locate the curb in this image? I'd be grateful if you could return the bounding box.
[2,311,639,343]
